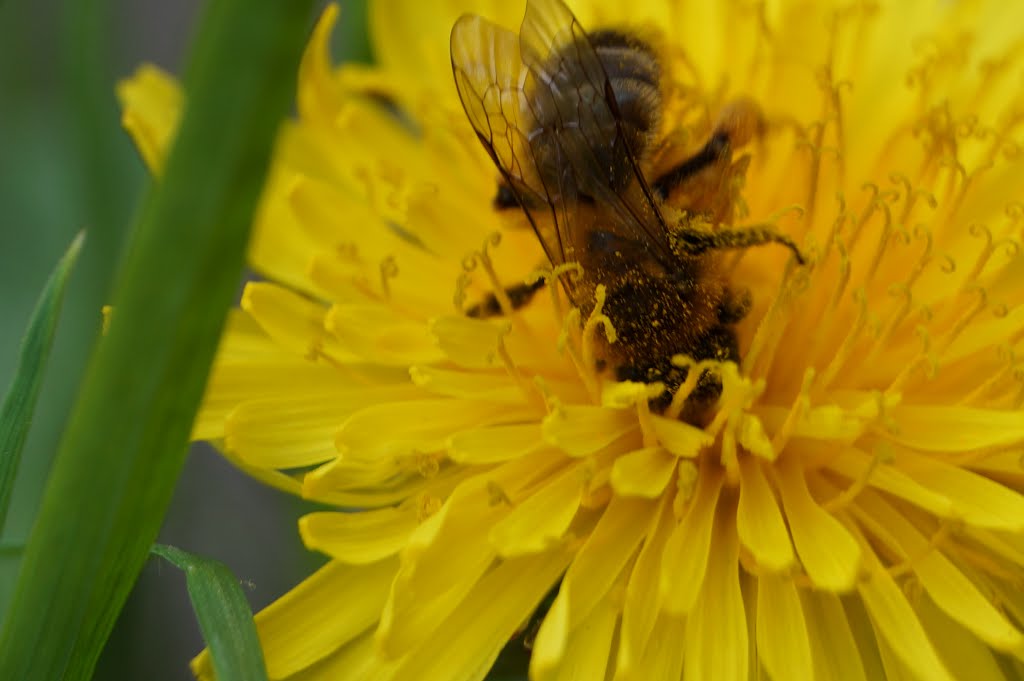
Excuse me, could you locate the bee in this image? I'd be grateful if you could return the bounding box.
[451,0,804,419]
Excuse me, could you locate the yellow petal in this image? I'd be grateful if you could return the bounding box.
[447,423,546,464]
[886,404,1024,452]
[619,613,685,681]
[379,482,504,657]
[610,447,677,498]
[240,282,349,361]
[276,630,397,681]
[534,593,618,681]
[224,387,419,468]
[661,466,723,614]
[299,508,418,564]
[302,452,476,508]
[916,592,1011,681]
[296,4,344,125]
[617,496,673,678]
[684,504,748,681]
[196,356,361,441]
[757,575,814,681]
[800,591,869,681]
[388,548,574,681]
[543,404,638,457]
[777,461,861,591]
[430,315,512,369]
[856,489,1023,652]
[410,365,525,403]
[738,412,776,460]
[326,303,445,365]
[338,399,538,462]
[489,461,583,557]
[115,64,180,173]
[737,457,796,572]
[826,446,953,519]
[857,556,956,681]
[532,588,571,676]
[892,448,1024,532]
[533,496,654,677]
[649,414,713,457]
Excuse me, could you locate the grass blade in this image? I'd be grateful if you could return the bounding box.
[152,544,267,681]
[0,232,84,533]
[0,0,316,678]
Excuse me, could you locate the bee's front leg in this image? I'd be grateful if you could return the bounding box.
[670,223,806,265]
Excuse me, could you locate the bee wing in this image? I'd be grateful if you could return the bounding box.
[450,12,573,274]
[451,0,675,305]
[517,0,675,263]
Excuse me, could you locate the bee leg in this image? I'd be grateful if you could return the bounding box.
[465,278,546,318]
[670,223,806,265]
[652,132,730,200]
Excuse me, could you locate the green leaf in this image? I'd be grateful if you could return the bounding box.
[0,232,83,533]
[0,0,317,678]
[152,544,268,681]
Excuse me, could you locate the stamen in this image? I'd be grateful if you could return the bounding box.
[821,195,847,260]
[937,284,988,356]
[954,161,993,225]
[958,345,1016,405]
[947,541,1022,584]
[486,480,512,507]
[462,232,515,316]
[845,183,879,251]
[546,262,584,324]
[557,307,599,403]
[581,285,617,379]
[1005,202,1024,239]
[452,271,471,312]
[795,124,842,227]
[981,109,1024,168]
[665,355,717,420]
[958,223,995,293]
[891,172,938,226]
[672,460,699,519]
[721,420,739,486]
[771,367,815,454]
[414,452,441,478]
[742,260,808,377]
[634,394,658,448]
[936,156,966,210]
[817,287,868,392]
[903,225,936,293]
[863,193,895,285]
[816,50,852,185]
[496,332,546,411]
[861,284,912,367]
[416,493,443,521]
[887,522,952,580]
[887,325,937,394]
[379,255,398,300]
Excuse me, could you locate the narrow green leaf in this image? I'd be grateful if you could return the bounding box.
[0,0,316,678]
[152,544,268,681]
[0,232,84,533]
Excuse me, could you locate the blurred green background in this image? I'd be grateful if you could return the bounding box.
[0,1,369,678]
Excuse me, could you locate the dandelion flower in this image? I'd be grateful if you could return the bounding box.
[119,0,1024,679]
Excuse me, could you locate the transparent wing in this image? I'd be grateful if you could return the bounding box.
[451,0,675,304]
[450,11,571,270]
[518,0,674,262]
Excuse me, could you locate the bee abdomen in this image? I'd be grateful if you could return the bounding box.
[590,30,661,152]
